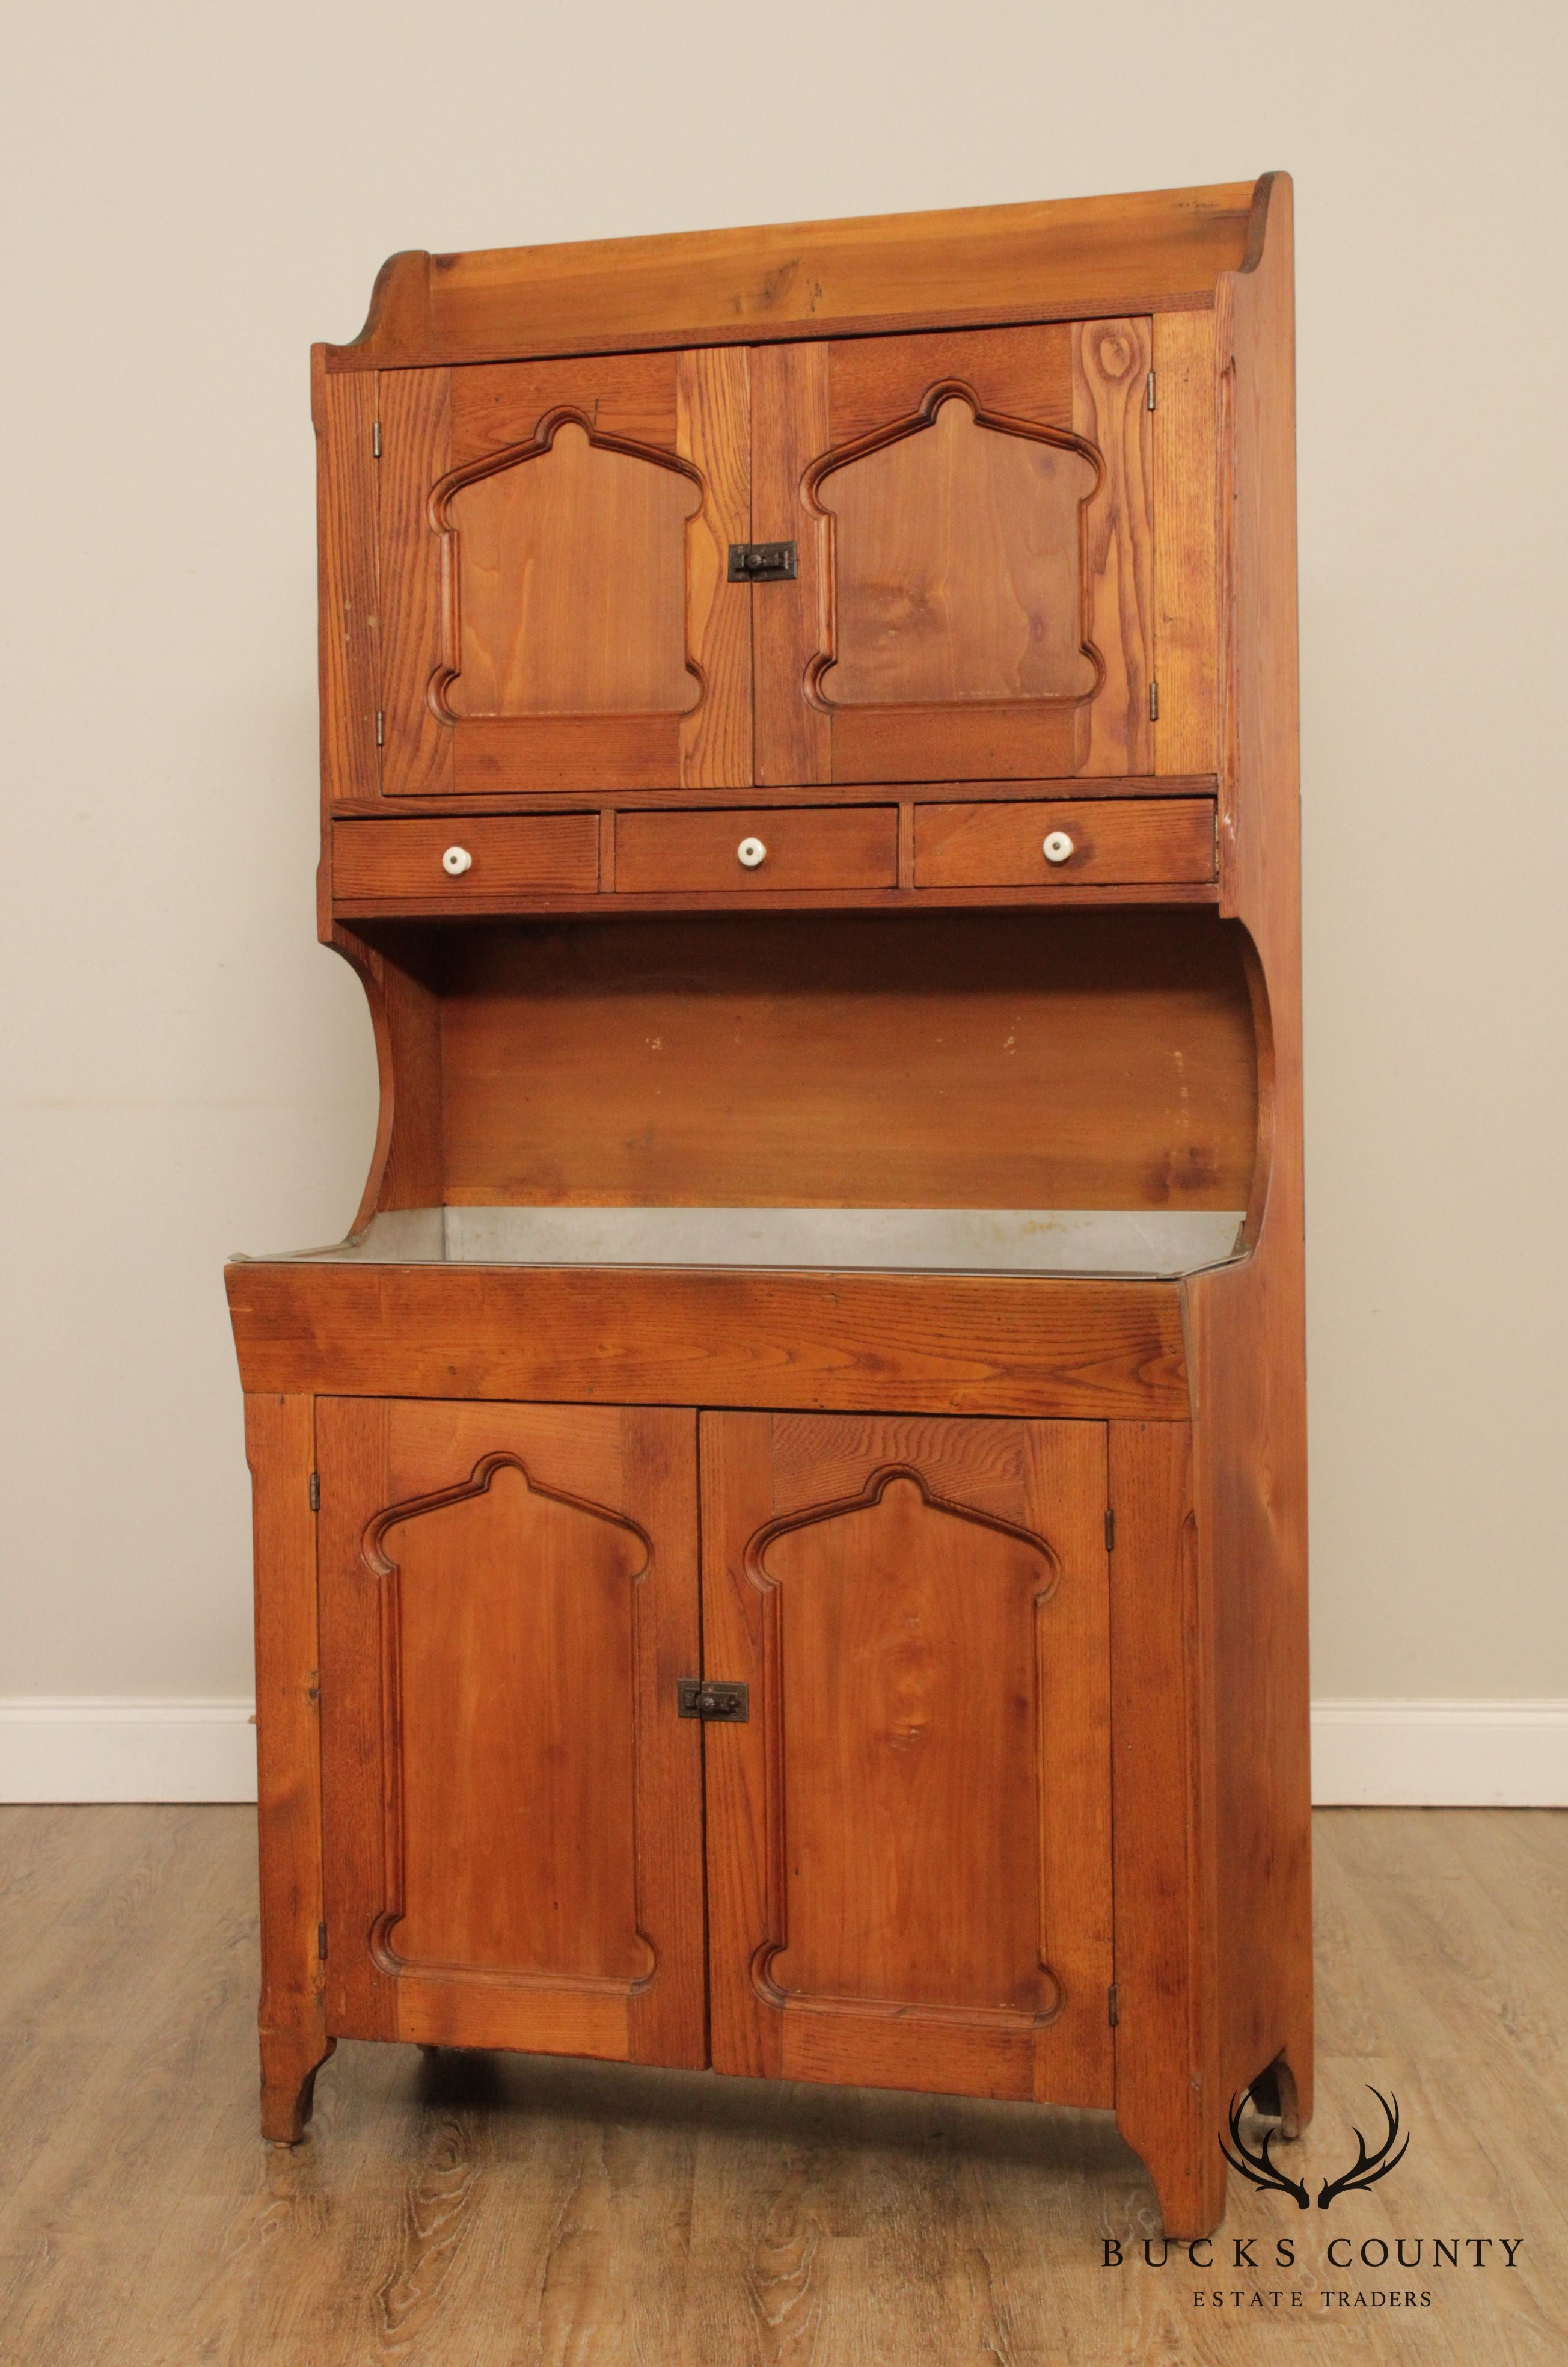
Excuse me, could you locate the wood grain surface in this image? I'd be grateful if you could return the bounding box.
[1152,309,1220,775]
[323,775,1220,815]
[315,1401,705,2071]
[326,179,1260,369]
[1186,170,1313,2132]
[447,350,680,469]
[332,815,599,909]
[444,423,699,719]
[675,345,752,788]
[378,349,751,798]
[245,1394,332,2142]
[821,394,1096,708]
[1106,1422,1223,2238]
[311,355,381,824]
[750,320,1154,787]
[749,340,832,785]
[614,805,897,893]
[913,797,1214,887]
[1072,318,1154,775]
[0,1804,1561,2364]
[829,323,1075,443]
[377,369,455,797]
[224,1264,1191,1420]
[434,910,1257,1212]
[700,1413,1113,2108]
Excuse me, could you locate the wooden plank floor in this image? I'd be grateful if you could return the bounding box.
[0,1807,1564,2363]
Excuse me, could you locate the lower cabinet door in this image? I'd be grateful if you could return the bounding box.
[700,1411,1115,2106]
[316,1398,706,2066]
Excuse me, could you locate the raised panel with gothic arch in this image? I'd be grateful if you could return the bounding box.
[756,1469,1062,2016]
[751,318,1153,784]
[816,396,1100,710]
[373,348,751,796]
[370,1455,651,1983]
[437,419,702,720]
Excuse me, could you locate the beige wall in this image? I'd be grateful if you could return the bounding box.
[2,0,1563,1711]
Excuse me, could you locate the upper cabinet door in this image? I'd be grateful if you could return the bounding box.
[751,323,1155,785]
[378,351,751,796]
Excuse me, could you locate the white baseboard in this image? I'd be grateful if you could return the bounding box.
[0,1699,257,1803]
[1311,1699,1568,1807]
[0,1697,1563,1808]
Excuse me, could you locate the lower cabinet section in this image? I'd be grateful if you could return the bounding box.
[312,1397,1113,2107]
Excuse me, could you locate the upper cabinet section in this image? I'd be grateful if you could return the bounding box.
[752,322,1152,785]
[318,179,1281,809]
[363,319,1219,800]
[379,350,752,796]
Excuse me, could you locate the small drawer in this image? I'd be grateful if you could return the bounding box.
[616,806,898,894]
[333,814,599,907]
[913,798,1217,888]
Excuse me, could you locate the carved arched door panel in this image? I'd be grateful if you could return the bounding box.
[376,348,751,796]
[440,421,702,721]
[700,1410,1113,2107]
[751,321,1154,784]
[316,1398,705,2066]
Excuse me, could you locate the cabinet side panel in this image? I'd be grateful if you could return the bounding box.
[375,946,446,1214]
[678,346,753,787]
[1108,1420,1224,2237]
[1201,170,1311,2125]
[379,369,454,797]
[314,357,381,846]
[245,1394,328,2090]
[325,928,443,1228]
[1152,312,1219,776]
[1185,1257,1311,2120]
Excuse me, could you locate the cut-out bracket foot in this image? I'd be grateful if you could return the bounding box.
[260,2031,336,2144]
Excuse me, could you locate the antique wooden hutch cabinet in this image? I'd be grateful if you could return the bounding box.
[226,173,1309,2238]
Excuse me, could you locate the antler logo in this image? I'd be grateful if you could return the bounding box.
[1221,2082,1410,2211]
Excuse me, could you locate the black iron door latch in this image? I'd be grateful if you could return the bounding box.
[676,1678,750,1722]
[727,542,797,583]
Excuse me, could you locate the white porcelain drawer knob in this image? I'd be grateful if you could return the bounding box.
[442,845,474,876]
[1041,830,1075,865]
[737,836,768,869]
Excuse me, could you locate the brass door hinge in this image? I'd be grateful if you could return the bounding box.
[1104,1507,1115,1551]
[375,711,384,748]
[317,1921,328,1961]
[1109,1983,1119,2027]
[1148,680,1160,722]
[372,420,382,459]
[308,1471,320,1512]
[1146,369,1156,411]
